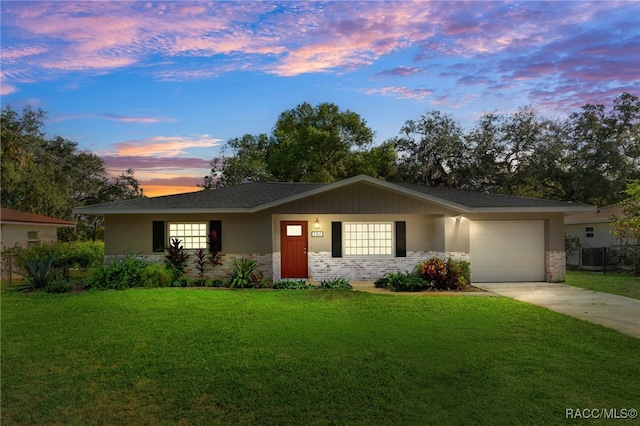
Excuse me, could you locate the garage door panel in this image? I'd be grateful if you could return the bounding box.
[470,221,545,283]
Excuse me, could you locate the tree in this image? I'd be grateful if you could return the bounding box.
[612,180,640,243]
[392,110,468,186]
[202,134,274,189]
[203,102,383,186]
[268,102,375,182]
[1,105,144,241]
[562,93,640,206]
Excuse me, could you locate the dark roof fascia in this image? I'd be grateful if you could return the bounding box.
[0,220,76,227]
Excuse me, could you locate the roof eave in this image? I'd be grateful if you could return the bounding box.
[469,205,596,213]
[73,207,256,215]
[0,221,76,227]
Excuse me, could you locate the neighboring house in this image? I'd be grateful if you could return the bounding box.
[564,205,637,267]
[73,175,594,283]
[0,207,76,250]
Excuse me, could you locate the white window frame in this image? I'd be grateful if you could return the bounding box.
[343,222,394,257]
[27,230,40,248]
[168,222,208,250]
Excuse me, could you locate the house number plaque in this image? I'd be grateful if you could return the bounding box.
[311,231,323,237]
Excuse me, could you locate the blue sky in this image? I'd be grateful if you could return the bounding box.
[2,1,638,196]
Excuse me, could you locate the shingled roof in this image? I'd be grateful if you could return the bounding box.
[73,175,594,215]
[1,207,76,227]
[564,205,623,224]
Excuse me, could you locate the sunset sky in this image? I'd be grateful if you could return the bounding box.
[2,1,638,196]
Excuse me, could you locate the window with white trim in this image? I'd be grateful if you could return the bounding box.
[168,223,207,249]
[344,222,393,256]
[27,230,40,248]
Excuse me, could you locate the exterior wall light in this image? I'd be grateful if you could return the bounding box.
[454,215,462,223]
[314,218,320,229]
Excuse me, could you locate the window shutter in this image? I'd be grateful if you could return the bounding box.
[395,221,406,257]
[152,221,165,252]
[209,220,222,251]
[331,222,342,258]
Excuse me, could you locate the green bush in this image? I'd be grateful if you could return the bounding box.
[209,278,226,288]
[447,259,470,290]
[90,251,148,290]
[318,277,352,290]
[229,258,263,288]
[373,276,389,289]
[384,271,428,292]
[17,256,65,290]
[140,263,174,288]
[272,279,312,289]
[6,241,104,278]
[43,281,73,294]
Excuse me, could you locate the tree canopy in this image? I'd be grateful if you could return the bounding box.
[202,102,389,188]
[204,93,639,206]
[1,105,144,241]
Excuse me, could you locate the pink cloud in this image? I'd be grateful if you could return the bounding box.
[113,135,221,157]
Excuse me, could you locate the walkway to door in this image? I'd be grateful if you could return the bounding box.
[474,282,640,339]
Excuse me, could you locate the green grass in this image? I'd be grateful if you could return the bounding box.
[566,271,640,300]
[2,289,639,425]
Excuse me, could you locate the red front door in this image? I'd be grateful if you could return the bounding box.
[281,221,308,278]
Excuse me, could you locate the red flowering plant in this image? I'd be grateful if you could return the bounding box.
[207,230,222,269]
[418,257,448,290]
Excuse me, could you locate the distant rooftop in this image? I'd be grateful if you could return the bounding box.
[0,207,76,227]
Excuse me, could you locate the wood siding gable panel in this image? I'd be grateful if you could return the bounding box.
[271,182,449,215]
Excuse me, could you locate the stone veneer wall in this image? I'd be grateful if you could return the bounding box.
[271,251,470,282]
[105,253,273,281]
[545,251,566,282]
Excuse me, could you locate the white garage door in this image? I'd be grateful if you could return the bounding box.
[470,221,545,282]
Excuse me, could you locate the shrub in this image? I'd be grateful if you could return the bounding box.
[140,263,174,288]
[272,279,312,289]
[193,248,208,279]
[447,259,470,290]
[16,256,64,290]
[209,278,226,288]
[373,276,390,289]
[165,238,190,276]
[229,258,262,288]
[318,277,352,290]
[416,257,471,290]
[6,241,105,279]
[207,230,222,270]
[384,271,428,292]
[418,257,448,289]
[90,251,148,290]
[43,281,73,294]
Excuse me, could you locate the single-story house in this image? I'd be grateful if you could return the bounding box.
[565,205,637,267]
[1,207,76,250]
[73,175,594,283]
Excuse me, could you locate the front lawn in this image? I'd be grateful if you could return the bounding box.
[2,289,639,425]
[566,270,640,300]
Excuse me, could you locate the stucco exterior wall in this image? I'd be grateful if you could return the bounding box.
[1,224,58,250]
[565,222,620,265]
[104,213,272,255]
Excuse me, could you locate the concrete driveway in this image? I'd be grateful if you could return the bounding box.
[474,282,640,339]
